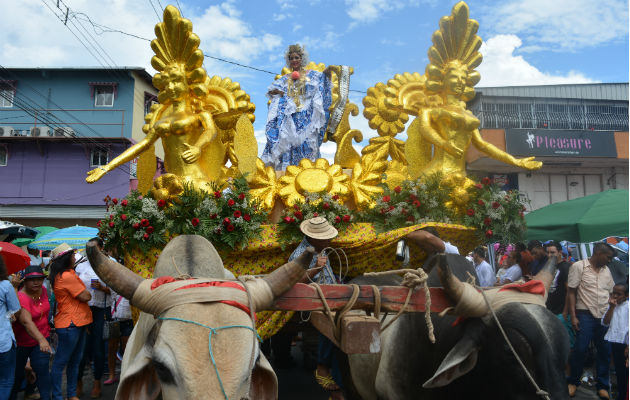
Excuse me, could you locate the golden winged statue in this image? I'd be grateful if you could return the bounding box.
[86,5,257,198]
[362,1,542,186]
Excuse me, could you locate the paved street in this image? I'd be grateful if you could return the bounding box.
[13,344,610,399]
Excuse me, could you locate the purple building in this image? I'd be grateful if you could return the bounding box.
[0,67,159,227]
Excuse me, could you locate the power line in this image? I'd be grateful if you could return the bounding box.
[69,10,369,94]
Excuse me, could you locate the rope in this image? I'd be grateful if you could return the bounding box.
[158,316,262,400]
[237,275,259,395]
[364,267,435,343]
[474,281,551,400]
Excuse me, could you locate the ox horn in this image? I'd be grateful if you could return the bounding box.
[532,256,558,293]
[246,247,315,311]
[86,241,144,300]
[436,255,488,318]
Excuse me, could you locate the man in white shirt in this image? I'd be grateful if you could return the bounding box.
[406,226,460,256]
[472,246,494,287]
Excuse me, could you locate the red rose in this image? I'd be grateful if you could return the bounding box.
[238,193,246,200]
[475,184,483,189]
[210,213,218,219]
[233,210,242,218]
[227,224,235,232]
[146,226,155,234]
[157,199,166,208]
[409,194,417,201]
[112,198,118,205]
[477,199,484,206]
[243,214,251,222]
[388,205,395,211]
[294,211,303,220]
[313,212,318,217]
[466,208,475,216]
[97,221,102,227]
[343,215,350,222]
[223,217,231,225]
[143,233,150,240]
[394,186,401,193]
[413,200,421,208]
[191,218,200,227]
[332,194,339,201]
[492,201,500,209]
[283,216,293,223]
[109,214,114,220]
[293,204,300,210]
[141,219,150,227]
[335,216,342,223]
[120,214,127,221]
[214,191,222,199]
[215,228,222,234]
[227,199,235,207]
[323,202,330,210]
[108,222,115,228]
[382,195,391,203]
[483,217,492,226]
[121,199,128,206]
[485,229,493,238]
[133,223,140,230]
[407,215,415,222]
[481,177,492,185]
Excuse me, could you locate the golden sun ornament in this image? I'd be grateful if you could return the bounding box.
[363,82,408,137]
[277,159,350,206]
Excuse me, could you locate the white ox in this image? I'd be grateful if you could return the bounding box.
[87,235,313,400]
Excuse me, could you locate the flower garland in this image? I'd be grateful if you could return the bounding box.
[276,191,356,248]
[462,177,528,245]
[357,174,528,245]
[98,176,267,255]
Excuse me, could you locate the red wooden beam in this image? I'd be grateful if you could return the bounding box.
[270,283,452,313]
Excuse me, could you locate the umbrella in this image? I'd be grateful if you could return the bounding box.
[526,189,629,243]
[0,242,31,274]
[0,221,39,243]
[12,226,59,248]
[29,225,99,251]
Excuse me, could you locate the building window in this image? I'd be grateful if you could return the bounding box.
[89,82,118,107]
[95,86,114,107]
[144,92,158,115]
[0,145,7,166]
[90,148,109,167]
[0,81,16,108]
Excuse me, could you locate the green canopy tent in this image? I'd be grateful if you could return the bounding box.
[525,189,629,243]
[12,226,58,248]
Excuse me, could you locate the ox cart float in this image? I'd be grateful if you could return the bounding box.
[269,283,452,355]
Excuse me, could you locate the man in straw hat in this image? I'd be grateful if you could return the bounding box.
[288,217,345,400]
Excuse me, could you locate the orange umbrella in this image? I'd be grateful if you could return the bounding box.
[0,241,31,274]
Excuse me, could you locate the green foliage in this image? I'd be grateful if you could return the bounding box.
[97,176,267,255]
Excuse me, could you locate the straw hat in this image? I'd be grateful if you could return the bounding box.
[299,217,338,240]
[51,243,75,260]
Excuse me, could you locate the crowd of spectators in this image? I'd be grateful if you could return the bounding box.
[468,239,628,400]
[0,238,132,400]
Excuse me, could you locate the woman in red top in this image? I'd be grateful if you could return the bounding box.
[49,244,92,400]
[10,265,53,400]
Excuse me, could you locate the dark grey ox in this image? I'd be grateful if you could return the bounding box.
[344,254,570,400]
[87,235,314,400]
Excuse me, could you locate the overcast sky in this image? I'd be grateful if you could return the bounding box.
[2,0,628,161]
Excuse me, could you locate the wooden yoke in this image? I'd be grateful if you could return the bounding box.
[270,283,452,354]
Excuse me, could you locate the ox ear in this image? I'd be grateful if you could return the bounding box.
[116,346,162,399]
[422,322,485,388]
[249,353,278,400]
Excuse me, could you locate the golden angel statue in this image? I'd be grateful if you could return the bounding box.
[86,5,256,196]
[369,1,542,184]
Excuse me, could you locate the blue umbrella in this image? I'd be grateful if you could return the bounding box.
[29,225,99,251]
